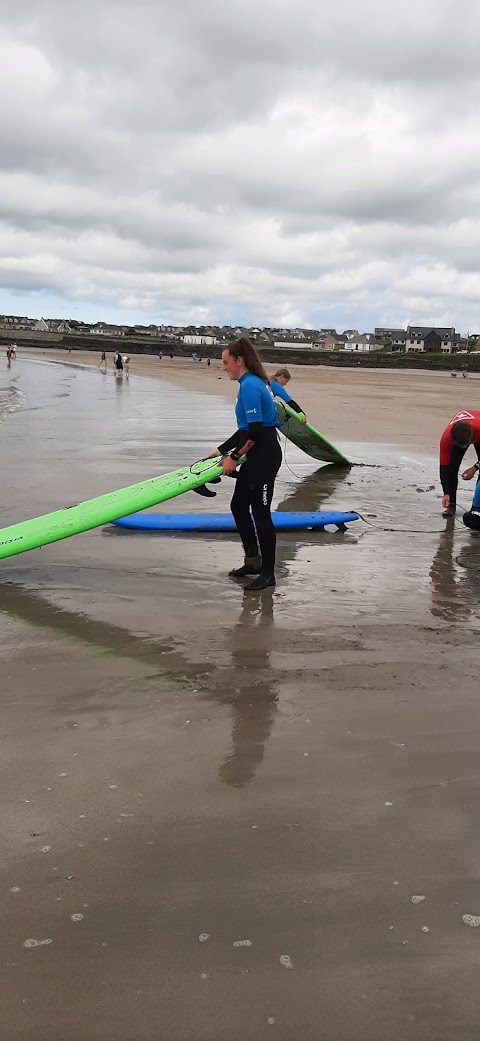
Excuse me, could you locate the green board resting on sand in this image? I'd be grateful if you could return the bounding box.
[0,459,225,561]
[275,400,351,466]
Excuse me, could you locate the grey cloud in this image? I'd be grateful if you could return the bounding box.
[2,0,480,329]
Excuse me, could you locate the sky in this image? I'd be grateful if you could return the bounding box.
[2,0,480,332]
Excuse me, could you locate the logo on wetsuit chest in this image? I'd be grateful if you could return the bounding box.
[450,411,476,423]
[262,484,268,505]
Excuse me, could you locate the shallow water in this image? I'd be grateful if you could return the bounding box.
[1,358,479,631]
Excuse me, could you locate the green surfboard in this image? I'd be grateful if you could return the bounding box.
[275,400,351,466]
[0,459,224,561]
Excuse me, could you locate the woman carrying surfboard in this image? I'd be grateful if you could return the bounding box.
[269,368,307,424]
[207,337,281,591]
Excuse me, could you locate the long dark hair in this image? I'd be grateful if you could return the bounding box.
[226,336,269,384]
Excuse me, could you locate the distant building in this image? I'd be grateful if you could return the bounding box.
[183,334,216,346]
[341,335,378,352]
[312,334,344,351]
[405,326,459,354]
[273,340,315,350]
[0,315,29,329]
[88,323,124,336]
[374,327,408,350]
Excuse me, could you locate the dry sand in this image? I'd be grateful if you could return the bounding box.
[2,349,480,1041]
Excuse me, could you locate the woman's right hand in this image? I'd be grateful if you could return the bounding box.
[442,494,450,508]
[205,449,221,459]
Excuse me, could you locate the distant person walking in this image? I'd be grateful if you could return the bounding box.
[98,350,107,372]
[269,367,307,424]
[10,342,16,358]
[113,352,124,377]
[123,355,130,380]
[6,345,12,368]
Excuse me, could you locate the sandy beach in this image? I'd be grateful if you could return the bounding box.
[2,350,480,1041]
[20,344,479,447]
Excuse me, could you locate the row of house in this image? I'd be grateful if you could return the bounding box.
[374,326,462,354]
[0,315,475,355]
[274,326,473,354]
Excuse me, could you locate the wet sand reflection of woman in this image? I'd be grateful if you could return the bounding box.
[218,594,278,788]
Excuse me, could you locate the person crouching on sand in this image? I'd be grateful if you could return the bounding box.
[439,410,480,517]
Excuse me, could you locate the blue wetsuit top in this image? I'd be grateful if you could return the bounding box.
[217,373,279,458]
[270,379,291,404]
[235,372,277,428]
[270,379,303,415]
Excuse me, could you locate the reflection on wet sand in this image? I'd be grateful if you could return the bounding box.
[277,462,353,514]
[0,581,176,668]
[430,522,480,624]
[218,593,276,788]
[0,578,278,788]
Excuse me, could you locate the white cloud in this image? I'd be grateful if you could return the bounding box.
[1,0,480,329]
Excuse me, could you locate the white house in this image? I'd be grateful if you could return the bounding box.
[273,340,314,350]
[183,334,216,346]
[341,335,378,352]
[88,324,124,336]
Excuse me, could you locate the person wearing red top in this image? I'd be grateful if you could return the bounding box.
[439,409,480,516]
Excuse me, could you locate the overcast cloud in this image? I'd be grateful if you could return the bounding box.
[2,0,480,330]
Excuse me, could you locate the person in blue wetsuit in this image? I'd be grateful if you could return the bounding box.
[207,337,282,591]
[462,461,480,530]
[269,368,307,424]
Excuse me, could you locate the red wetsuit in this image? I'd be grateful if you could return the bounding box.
[439,409,480,505]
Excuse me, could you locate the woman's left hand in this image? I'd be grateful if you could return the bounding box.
[222,456,238,476]
[301,414,307,425]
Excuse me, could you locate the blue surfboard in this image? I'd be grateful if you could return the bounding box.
[113,511,359,532]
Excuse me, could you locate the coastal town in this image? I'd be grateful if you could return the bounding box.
[1,313,480,354]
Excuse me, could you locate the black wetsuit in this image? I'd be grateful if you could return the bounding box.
[218,374,282,576]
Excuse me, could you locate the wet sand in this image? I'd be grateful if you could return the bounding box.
[2,354,480,1040]
[20,345,479,447]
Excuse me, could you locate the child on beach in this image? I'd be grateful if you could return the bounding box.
[269,368,307,424]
